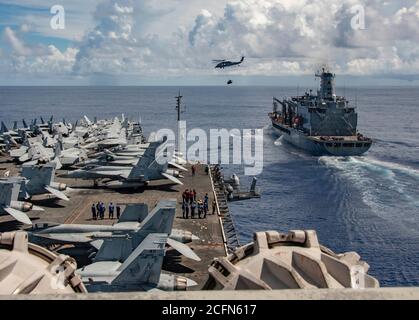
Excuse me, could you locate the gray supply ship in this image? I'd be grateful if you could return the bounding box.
[269,68,372,156]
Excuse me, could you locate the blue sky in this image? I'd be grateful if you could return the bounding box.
[1,0,419,86]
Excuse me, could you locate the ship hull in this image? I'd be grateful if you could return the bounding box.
[271,121,371,156]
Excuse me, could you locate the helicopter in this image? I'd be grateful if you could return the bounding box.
[213,56,245,69]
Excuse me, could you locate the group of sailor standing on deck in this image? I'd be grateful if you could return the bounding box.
[181,189,216,219]
[91,202,121,220]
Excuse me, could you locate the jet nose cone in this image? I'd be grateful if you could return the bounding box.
[191,234,200,241]
[186,278,198,287]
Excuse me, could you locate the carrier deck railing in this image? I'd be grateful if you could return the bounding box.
[209,165,240,254]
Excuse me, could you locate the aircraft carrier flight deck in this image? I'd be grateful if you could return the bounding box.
[0,158,226,290]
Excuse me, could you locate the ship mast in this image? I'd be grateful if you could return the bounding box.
[175,91,186,157]
[175,91,182,122]
[315,67,336,101]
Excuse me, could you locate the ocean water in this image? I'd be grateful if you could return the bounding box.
[1,86,419,287]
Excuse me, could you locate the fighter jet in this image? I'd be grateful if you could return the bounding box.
[81,116,129,150]
[9,137,62,169]
[66,140,184,187]
[76,233,197,292]
[29,200,200,261]
[96,129,128,149]
[0,137,6,152]
[38,116,54,133]
[0,181,44,225]
[213,56,245,69]
[15,124,36,140]
[0,122,22,145]
[84,147,187,171]
[106,140,186,165]
[0,135,14,152]
[55,140,88,167]
[1,163,70,201]
[109,144,148,156]
[83,150,139,167]
[53,121,70,137]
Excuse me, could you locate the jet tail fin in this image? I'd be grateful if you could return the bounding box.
[117,203,149,223]
[51,157,62,170]
[112,233,167,287]
[127,140,166,180]
[55,141,62,156]
[0,181,18,206]
[51,145,62,169]
[22,163,55,187]
[84,115,92,126]
[137,199,176,235]
[1,122,8,133]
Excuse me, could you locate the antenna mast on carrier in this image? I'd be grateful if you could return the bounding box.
[175,91,183,122]
[175,91,186,156]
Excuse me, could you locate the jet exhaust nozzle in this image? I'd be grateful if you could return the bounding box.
[57,183,67,191]
[10,201,33,212]
[174,276,198,291]
[165,169,180,177]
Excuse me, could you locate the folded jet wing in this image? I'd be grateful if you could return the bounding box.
[168,161,188,172]
[166,237,200,261]
[44,185,69,201]
[161,172,183,185]
[2,206,32,225]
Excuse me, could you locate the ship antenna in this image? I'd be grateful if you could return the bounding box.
[176,90,183,122]
[355,88,358,108]
[175,90,186,155]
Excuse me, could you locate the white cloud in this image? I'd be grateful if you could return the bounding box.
[30,45,78,74]
[2,0,419,82]
[1,0,101,42]
[4,27,30,56]
[182,0,419,76]
[1,27,78,76]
